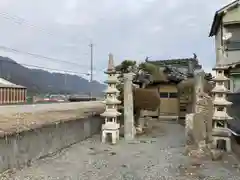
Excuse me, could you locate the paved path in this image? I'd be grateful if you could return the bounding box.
[2,121,240,180]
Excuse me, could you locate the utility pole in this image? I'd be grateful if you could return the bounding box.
[89,43,93,99]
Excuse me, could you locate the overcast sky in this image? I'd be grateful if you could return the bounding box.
[0,0,234,82]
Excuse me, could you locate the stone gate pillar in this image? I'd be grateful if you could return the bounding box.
[193,70,205,112]
[124,73,135,141]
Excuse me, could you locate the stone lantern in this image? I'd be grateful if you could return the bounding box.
[101,54,121,144]
[211,65,232,152]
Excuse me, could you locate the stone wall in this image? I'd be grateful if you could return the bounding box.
[0,115,103,173]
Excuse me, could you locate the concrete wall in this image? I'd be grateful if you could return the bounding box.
[0,101,103,114]
[0,115,103,173]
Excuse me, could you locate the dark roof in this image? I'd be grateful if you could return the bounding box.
[177,78,214,94]
[146,54,202,71]
[146,58,198,67]
[209,0,240,37]
[133,64,185,86]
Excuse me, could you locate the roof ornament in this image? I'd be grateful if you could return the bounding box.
[193,53,197,59]
[145,56,150,62]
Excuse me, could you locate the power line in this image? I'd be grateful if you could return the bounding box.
[0,45,104,72]
[0,58,90,75]
[0,11,91,42]
[0,11,54,36]
[0,12,107,76]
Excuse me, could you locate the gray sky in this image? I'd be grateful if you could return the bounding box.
[0,0,234,82]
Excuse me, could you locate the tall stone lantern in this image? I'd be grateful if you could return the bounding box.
[101,54,121,144]
[211,33,233,152]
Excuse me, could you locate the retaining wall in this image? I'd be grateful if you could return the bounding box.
[0,115,103,173]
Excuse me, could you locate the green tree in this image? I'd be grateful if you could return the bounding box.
[115,60,137,74]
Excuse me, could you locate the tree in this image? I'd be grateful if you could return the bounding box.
[115,60,137,73]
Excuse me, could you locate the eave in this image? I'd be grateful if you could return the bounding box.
[209,0,240,37]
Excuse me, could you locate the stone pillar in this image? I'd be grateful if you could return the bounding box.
[124,73,135,141]
[193,70,205,113]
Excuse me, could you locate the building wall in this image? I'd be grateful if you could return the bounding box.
[230,73,240,92]
[222,6,240,23]
[144,84,179,117]
[215,24,222,64]
[158,84,179,116]
[215,6,240,65]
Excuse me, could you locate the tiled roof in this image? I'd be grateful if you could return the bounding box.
[146,57,202,70]
[133,63,185,86]
[177,78,214,94]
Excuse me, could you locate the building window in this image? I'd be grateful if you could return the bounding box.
[169,93,178,98]
[160,92,178,98]
[226,41,240,50]
[160,92,168,98]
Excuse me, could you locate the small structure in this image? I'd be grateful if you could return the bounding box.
[135,55,203,120]
[101,54,121,144]
[211,65,233,152]
[0,78,27,104]
[134,63,181,119]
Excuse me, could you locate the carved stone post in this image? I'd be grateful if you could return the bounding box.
[124,73,135,140]
[193,70,205,113]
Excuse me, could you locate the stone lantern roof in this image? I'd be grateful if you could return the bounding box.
[105,53,117,74]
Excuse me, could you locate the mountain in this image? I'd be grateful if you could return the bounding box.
[0,56,106,96]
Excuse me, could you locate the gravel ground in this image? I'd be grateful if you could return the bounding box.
[2,120,240,180]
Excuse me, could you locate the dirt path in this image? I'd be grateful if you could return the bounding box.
[1,120,240,180]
